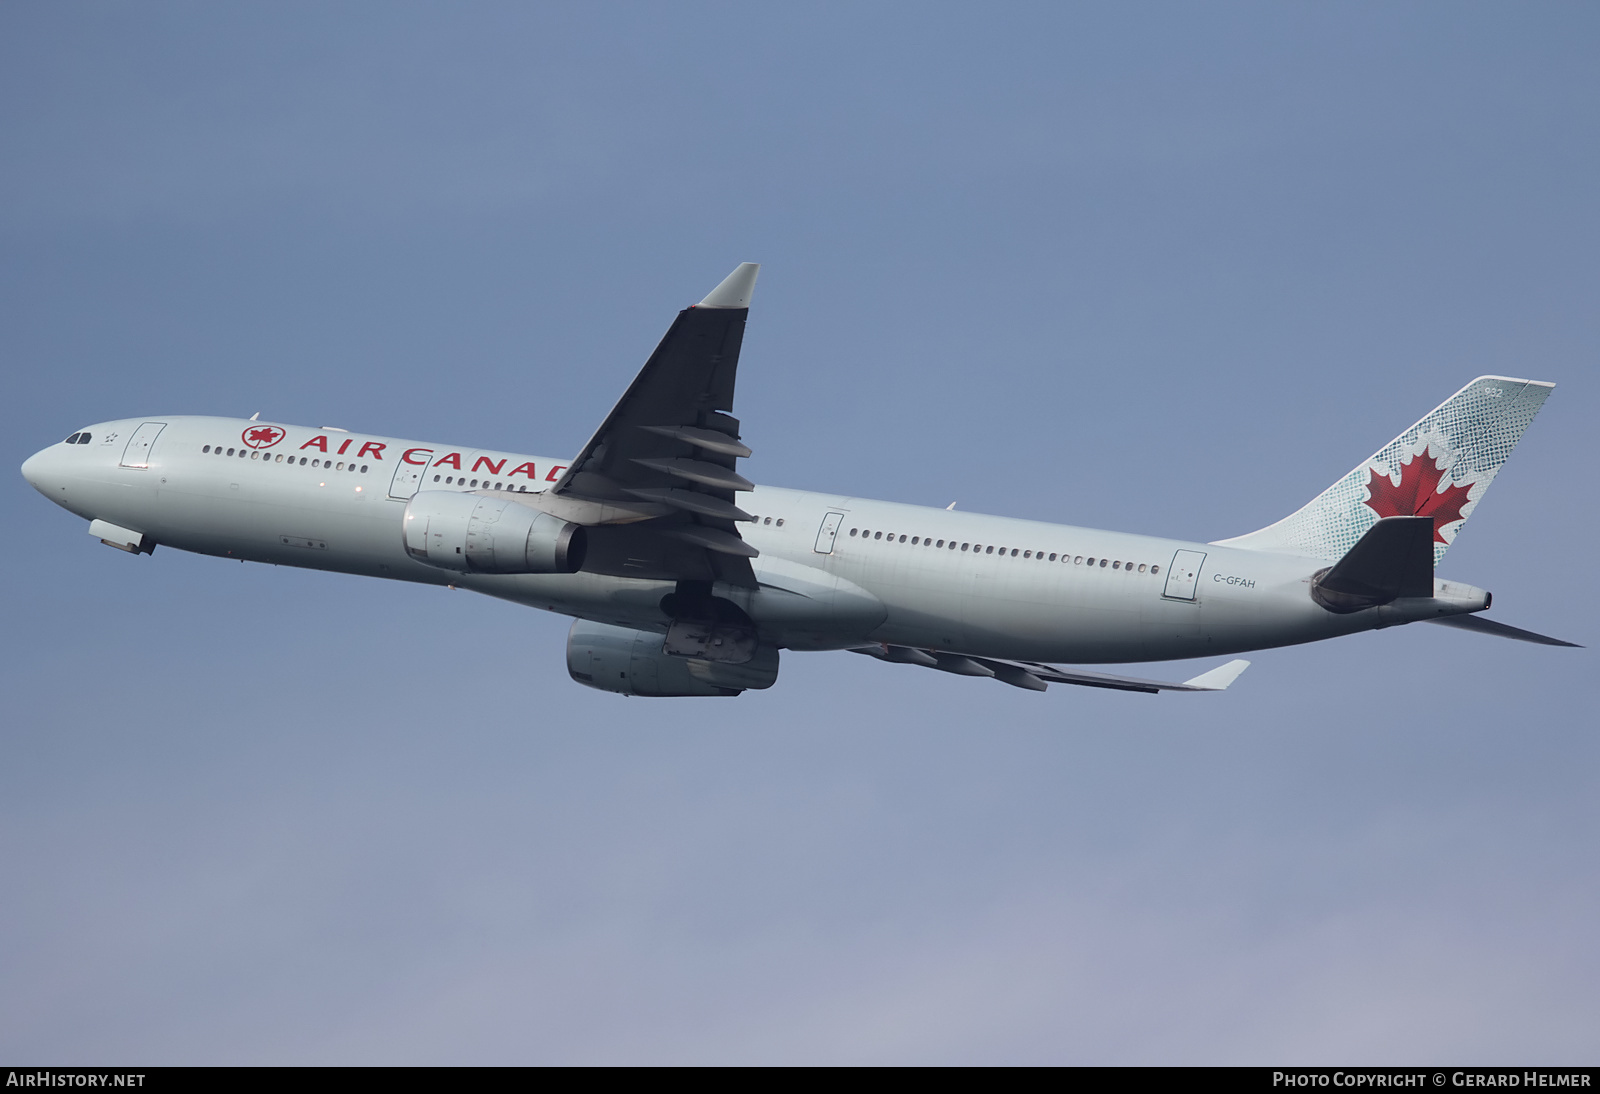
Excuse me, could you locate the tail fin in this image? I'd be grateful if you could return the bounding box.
[1216,376,1554,564]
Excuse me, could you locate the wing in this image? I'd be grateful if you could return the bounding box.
[534,264,763,588]
[850,644,1251,694]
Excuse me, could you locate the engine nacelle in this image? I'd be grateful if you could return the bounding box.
[567,620,779,697]
[402,491,586,574]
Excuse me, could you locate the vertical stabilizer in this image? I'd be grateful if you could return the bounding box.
[1216,376,1553,564]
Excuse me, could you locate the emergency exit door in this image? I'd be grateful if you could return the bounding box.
[814,511,845,554]
[1163,550,1207,600]
[389,455,433,500]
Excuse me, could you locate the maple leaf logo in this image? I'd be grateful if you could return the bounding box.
[241,425,285,449]
[1363,447,1474,544]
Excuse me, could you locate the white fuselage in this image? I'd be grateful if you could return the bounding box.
[23,415,1488,664]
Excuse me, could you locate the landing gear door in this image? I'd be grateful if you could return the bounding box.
[389,455,433,500]
[119,422,166,469]
[1163,550,1207,600]
[814,511,845,554]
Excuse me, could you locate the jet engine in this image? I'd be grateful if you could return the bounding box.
[566,620,779,697]
[402,491,586,574]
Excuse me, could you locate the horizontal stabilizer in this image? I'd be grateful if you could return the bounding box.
[1312,515,1433,613]
[1426,615,1581,647]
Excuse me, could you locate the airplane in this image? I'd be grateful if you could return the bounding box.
[19,263,1578,697]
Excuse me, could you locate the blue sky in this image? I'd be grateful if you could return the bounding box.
[2,2,1595,1063]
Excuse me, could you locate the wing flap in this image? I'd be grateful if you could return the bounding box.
[851,645,1252,694]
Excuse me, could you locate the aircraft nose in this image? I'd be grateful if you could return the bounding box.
[21,446,61,494]
[22,448,46,489]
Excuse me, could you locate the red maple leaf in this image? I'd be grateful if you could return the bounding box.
[246,427,281,446]
[1363,448,1474,544]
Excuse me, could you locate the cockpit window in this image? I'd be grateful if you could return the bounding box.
[64,432,90,444]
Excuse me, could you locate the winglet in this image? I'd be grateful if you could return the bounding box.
[697,263,760,309]
[1181,659,1251,691]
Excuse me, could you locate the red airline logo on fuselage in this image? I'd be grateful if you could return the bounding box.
[241,425,286,449]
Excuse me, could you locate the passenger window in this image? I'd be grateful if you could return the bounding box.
[911,537,919,545]
[202,444,211,453]
[1049,553,1056,561]
[1138,564,1147,573]
[361,464,369,473]
[765,517,773,525]
[299,457,308,466]
[936,539,944,547]
[1151,565,1160,575]
[850,528,858,536]
[1113,561,1120,569]
[898,535,906,543]
[1011,548,1018,557]
[985,545,994,554]
[227,448,235,456]
[776,519,783,527]
[1099,559,1108,567]
[1023,550,1031,558]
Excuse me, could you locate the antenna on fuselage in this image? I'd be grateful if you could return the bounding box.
[946,502,957,510]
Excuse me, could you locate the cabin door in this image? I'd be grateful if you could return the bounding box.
[119,422,166,469]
